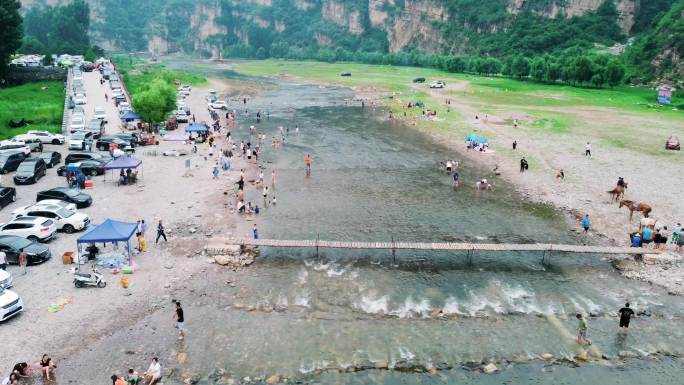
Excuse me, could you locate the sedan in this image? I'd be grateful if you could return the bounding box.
[94,107,107,122]
[39,151,62,168]
[37,188,92,208]
[57,160,105,177]
[96,136,130,151]
[0,187,16,209]
[0,235,51,265]
[73,93,87,105]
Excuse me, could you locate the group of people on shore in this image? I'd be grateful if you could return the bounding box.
[109,357,162,385]
[2,355,55,385]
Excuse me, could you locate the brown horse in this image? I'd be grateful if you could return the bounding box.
[619,200,651,220]
[607,182,628,202]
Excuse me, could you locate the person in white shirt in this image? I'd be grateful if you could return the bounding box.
[585,142,592,157]
[144,357,161,385]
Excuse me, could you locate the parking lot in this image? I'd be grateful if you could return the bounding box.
[0,63,234,367]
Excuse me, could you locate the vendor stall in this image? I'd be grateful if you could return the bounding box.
[76,219,137,266]
[104,156,143,185]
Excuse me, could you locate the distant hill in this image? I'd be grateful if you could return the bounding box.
[20,0,683,81]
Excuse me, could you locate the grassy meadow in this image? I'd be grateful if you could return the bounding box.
[0,81,65,140]
[113,55,207,95]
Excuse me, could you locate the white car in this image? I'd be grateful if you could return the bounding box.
[0,141,30,156]
[94,107,107,122]
[208,100,228,110]
[68,131,94,150]
[0,287,23,321]
[118,102,131,112]
[429,81,446,89]
[74,93,87,105]
[175,110,189,123]
[10,135,43,152]
[70,115,86,132]
[0,270,13,289]
[13,200,77,213]
[178,85,191,95]
[13,204,90,233]
[27,131,65,145]
[112,88,124,98]
[0,216,58,242]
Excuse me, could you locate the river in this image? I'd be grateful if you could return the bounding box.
[62,61,684,384]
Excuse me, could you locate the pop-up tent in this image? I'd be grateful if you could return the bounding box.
[465,132,488,144]
[120,111,141,121]
[77,219,137,263]
[104,156,143,182]
[185,123,209,133]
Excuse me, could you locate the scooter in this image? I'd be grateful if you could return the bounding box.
[74,267,106,288]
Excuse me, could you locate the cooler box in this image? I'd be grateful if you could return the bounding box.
[84,180,94,188]
[62,251,74,264]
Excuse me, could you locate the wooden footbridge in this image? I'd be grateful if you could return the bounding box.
[221,237,660,264]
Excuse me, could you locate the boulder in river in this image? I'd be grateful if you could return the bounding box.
[482,363,498,374]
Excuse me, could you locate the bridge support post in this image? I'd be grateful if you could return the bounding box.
[316,233,320,259]
[391,236,397,265]
[542,250,551,267]
[467,249,473,265]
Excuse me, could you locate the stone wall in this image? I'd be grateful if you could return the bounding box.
[5,67,68,86]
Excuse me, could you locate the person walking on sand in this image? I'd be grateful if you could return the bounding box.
[253,224,259,240]
[512,140,517,150]
[585,142,592,157]
[271,170,276,187]
[582,215,590,234]
[618,302,635,331]
[519,158,528,173]
[576,314,591,345]
[174,301,185,340]
[212,162,219,179]
[156,220,167,243]
[304,154,312,175]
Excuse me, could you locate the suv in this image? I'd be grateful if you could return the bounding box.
[27,131,65,145]
[0,187,16,209]
[0,141,30,156]
[13,204,90,233]
[94,107,108,122]
[96,136,130,151]
[11,135,43,152]
[0,151,26,174]
[37,187,92,208]
[0,216,57,242]
[70,115,86,132]
[208,100,228,110]
[429,81,446,89]
[0,234,51,264]
[86,119,105,138]
[13,158,47,185]
[0,287,23,321]
[57,160,105,177]
[69,131,94,151]
[65,151,111,164]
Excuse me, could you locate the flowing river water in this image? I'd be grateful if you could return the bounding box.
[64,63,684,384]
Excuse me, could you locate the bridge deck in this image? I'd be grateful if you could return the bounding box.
[221,238,657,255]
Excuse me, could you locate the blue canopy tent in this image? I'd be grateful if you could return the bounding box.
[120,111,141,121]
[76,219,137,264]
[185,123,209,133]
[103,156,143,183]
[465,133,488,145]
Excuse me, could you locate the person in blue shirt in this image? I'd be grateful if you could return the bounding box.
[253,224,259,240]
[642,227,653,245]
[581,215,590,233]
[630,232,642,248]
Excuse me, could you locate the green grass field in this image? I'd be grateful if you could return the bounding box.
[233,60,684,156]
[0,81,65,140]
[113,55,207,94]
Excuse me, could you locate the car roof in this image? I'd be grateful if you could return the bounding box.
[0,234,22,243]
[11,216,47,223]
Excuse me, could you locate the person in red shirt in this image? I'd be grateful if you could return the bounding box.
[304,154,312,174]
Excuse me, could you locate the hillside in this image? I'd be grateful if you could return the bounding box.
[20,0,683,81]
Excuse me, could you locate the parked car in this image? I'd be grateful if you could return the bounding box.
[179,85,191,95]
[413,77,426,83]
[340,72,352,77]
[64,152,111,164]
[70,115,86,132]
[0,216,57,242]
[72,106,85,116]
[73,93,87,105]
[429,81,446,89]
[37,187,92,208]
[0,287,23,321]
[13,158,47,185]
[0,141,30,156]
[0,270,13,289]
[57,160,105,177]
[111,133,139,147]
[94,107,108,122]
[86,119,105,138]
[11,134,43,152]
[0,234,51,264]
[96,136,130,151]
[13,204,90,233]
[68,131,94,151]
[175,110,190,123]
[80,62,94,72]
[665,135,680,151]
[13,200,76,215]
[0,151,26,174]
[118,102,131,112]
[113,94,126,103]
[0,187,16,209]
[27,130,65,145]
[208,100,228,110]
[39,151,61,168]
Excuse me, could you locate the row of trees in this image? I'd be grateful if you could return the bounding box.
[19,0,102,62]
[0,0,22,79]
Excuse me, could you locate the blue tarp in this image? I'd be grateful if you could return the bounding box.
[120,111,141,121]
[465,133,488,144]
[77,219,137,244]
[185,123,209,133]
[104,156,142,170]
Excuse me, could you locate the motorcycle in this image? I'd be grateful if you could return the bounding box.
[73,267,106,288]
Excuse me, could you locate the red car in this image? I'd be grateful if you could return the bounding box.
[666,135,680,150]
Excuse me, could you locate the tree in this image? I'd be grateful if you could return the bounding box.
[530,57,548,82]
[604,60,625,87]
[443,56,466,73]
[0,0,22,78]
[18,35,46,54]
[511,56,531,78]
[571,56,594,84]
